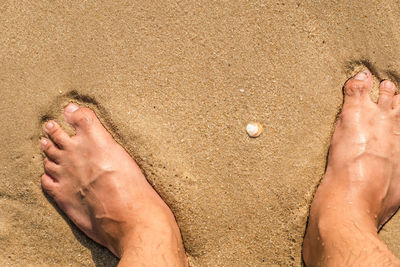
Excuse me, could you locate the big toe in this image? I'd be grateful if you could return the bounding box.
[64,103,101,132]
[344,69,373,103]
[378,80,397,109]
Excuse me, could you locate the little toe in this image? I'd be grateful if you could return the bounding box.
[44,120,71,148]
[64,103,102,132]
[344,69,373,103]
[378,80,397,109]
[43,158,61,180]
[40,138,62,162]
[41,174,58,196]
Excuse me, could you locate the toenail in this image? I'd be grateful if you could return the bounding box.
[40,139,48,148]
[46,122,54,130]
[354,70,369,81]
[382,80,395,89]
[65,103,79,113]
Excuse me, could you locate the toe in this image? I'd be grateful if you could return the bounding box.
[344,69,373,103]
[393,95,400,109]
[64,103,100,131]
[378,80,397,109]
[44,120,71,148]
[43,158,61,179]
[41,174,58,196]
[40,138,62,162]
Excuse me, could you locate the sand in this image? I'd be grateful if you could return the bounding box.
[2,0,400,266]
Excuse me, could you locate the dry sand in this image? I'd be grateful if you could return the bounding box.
[2,1,400,266]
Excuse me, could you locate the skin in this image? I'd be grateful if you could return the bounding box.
[40,103,188,267]
[303,70,400,266]
[41,69,400,266]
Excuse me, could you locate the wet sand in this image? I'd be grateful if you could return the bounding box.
[1,1,400,266]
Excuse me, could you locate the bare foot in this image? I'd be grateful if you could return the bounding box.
[40,103,187,266]
[303,70,400,266]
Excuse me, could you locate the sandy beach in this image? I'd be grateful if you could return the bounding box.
[2,1,400,266]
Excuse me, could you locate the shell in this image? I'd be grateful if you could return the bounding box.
[246,122,262,137]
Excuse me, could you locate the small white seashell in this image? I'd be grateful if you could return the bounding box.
[246,122,262,137]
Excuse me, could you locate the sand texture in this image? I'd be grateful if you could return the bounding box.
[2,1,400,266]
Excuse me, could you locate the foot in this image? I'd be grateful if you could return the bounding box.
[303,70,400,266]
[40,103,187,266]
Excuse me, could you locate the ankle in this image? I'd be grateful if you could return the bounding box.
[303,177,380,266]
[313,173,382,229]
[304,204,379,266]
[112,205,182,256]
